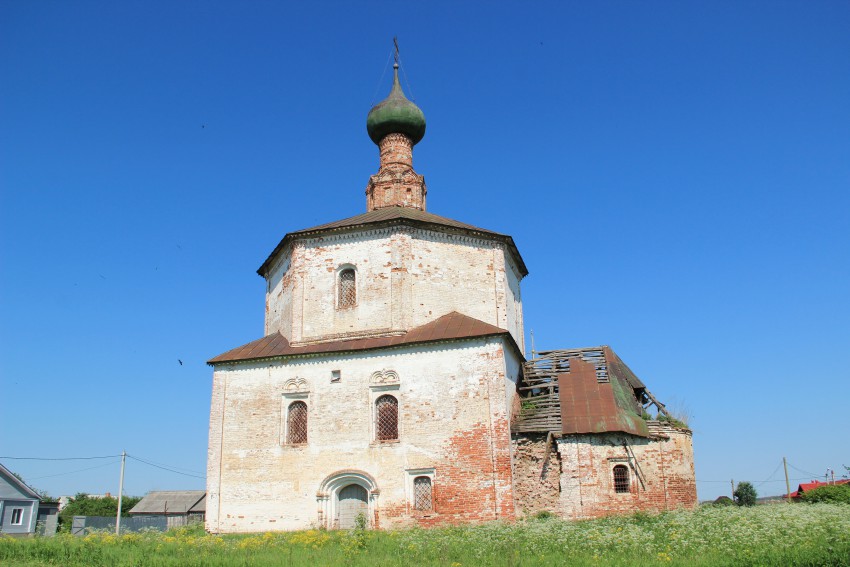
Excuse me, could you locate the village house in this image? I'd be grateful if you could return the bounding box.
[0,462,40,536]
[206,56,697,533]
[786,479,850,500]
[129,490,206,528]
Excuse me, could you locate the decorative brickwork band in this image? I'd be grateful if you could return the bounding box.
[366,133,427,211]
[379,133,413,168]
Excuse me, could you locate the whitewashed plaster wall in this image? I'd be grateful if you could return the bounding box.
[263,227,525,349]
[206,336,522,533]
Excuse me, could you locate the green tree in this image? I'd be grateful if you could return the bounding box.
[57,493,142,531]
[733,481,757,506]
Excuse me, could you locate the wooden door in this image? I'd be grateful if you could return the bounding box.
[337,484,368,529]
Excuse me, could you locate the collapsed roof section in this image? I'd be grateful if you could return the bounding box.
[513,346,679,438]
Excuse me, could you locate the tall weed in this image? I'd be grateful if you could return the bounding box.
[0,503,847,566]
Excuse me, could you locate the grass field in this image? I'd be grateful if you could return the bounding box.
[1,503,848,566]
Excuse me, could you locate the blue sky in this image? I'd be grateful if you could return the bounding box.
[1,1,848,502]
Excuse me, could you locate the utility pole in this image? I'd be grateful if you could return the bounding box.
[115,450,126,535]
[530,330,536,359]
[731,479,735,500]
[784,457,791,502]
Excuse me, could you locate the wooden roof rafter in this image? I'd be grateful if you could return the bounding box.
[513,346,673,435]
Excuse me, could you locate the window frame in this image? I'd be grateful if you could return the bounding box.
[286,400,309,445]
[369,380,401,444]
[406,468,436,514]
[337,266,357,309]
[10,508,24,525]
[281,385,309,447]
[412,476,434,511]
[613,464,630,494]
[374,394,399,442]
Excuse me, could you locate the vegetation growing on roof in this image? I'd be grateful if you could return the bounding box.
[656,413,689,429]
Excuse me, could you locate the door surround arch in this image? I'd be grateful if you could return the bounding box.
[317,470,380,529]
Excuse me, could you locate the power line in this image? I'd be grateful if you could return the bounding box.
[28,460,121,481]
[697,476,815,484]
[787,462,821,479]
[126,455,205,479]
[127,454,204,476]
[0,455,121,461]
[2,453,204,481]
[756,460,784,488]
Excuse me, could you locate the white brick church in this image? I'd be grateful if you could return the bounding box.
[206,58,696,533]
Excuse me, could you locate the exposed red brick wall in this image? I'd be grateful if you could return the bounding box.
[554,426,697,520]
[366,133,427,211]
[371,363,517,529]
[410,420,515,526]
[512,434,561,517]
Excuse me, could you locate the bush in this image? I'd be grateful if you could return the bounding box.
[799,483,850,504]
[733,481,757,506]
[57,493,142,531]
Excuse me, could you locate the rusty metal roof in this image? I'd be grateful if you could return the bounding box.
[603,346,646,390]
[558,349,650,437]
[208,311,515,365]
[256,207,528,278]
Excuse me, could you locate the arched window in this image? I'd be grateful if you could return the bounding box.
[287,401,308,444]
[375,395,398,441]
[413,476,433,511]
[338,269,356,308]
[613,464,630,493]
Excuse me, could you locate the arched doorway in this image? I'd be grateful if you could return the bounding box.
[337,484,368,528]
[317,470,379,529]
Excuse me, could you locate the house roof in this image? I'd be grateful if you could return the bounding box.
[129,491,206,514]
[557,346,651,438]
[0,462,41,500]
[787,479,850,498]
[188,494,206,513]
[209,311,516,365]
[256,207,528,278]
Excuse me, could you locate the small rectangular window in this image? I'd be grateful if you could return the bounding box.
[613,465,630,493]
[413,476,433,511]
[10,508,23,525]
[331,370,341,383]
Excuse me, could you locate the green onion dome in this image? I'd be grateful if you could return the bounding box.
[366,64,426,145]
